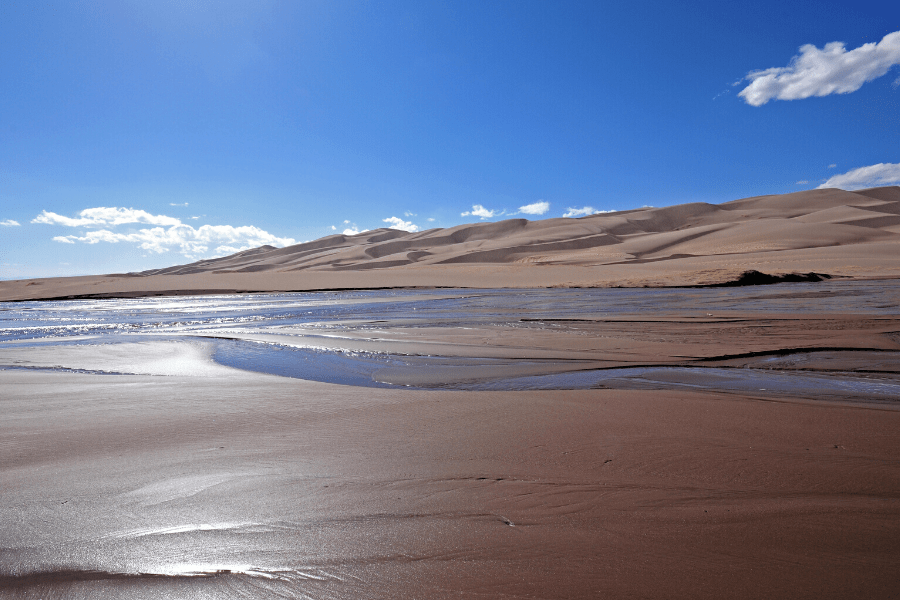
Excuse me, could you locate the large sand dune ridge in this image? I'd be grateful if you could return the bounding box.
[3,186,900,300]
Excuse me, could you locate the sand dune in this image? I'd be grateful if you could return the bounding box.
[152,186,899,273]
[3,186,900,301]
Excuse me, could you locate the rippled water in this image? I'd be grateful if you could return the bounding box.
[2,281,899,400]
[3,282,900,598]
[3,281,898,343]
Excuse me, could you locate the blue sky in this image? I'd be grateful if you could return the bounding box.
[1,0,898,278]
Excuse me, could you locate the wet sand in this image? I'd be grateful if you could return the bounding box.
[2,284,900,598]
[3,368,899,599]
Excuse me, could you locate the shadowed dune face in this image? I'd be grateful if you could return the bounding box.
[126,186,900,275]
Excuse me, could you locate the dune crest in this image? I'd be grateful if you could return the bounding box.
[129,187,900,275]
[3,186,900,300]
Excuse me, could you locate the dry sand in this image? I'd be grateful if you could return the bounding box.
[2,186,900,301]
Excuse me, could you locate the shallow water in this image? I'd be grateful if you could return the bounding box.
[2,281,899,401]
[3,281,898,343]
[3,283,900,599]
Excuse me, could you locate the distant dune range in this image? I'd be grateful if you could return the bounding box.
[4,186,900,301]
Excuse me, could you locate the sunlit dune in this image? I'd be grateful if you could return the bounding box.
[2,186,899,300]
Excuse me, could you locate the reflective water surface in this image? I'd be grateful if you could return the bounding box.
[2,281,899,401]
[3,282,900,598]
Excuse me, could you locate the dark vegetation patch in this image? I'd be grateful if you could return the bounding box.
[708,270,832,287]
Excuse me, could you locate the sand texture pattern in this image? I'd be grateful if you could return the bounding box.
[2,373,899,599]
[3,186,900,301]
[2,285,900,598]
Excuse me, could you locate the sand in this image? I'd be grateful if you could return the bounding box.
[2,187,900,597]
[2,367,899,599]
[2,186,900,301]
[2,285,900,597]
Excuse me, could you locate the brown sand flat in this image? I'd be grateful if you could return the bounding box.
[3,186,900,301]
[2,188,900,597]
[2,369,899,599]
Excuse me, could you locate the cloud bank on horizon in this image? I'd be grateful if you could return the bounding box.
[461,205,500,219]
[517,201,550,215]
[33,207,181,228]
[563,207,613,218]
[33,207,295,259]
[382,216,419,232]
[739,30,900,106]
[819,163,900,191]
[459,201,552,220]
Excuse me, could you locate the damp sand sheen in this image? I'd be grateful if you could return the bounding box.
[2,284,900,598]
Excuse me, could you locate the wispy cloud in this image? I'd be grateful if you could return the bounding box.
[517,201,550,215]
[404,211,416,217]
[383,216,419,232]
[828,163,837,169]
[461,204,501,219]
[738,30,900,106]
[35,206,295,257]
[894,76,900,89]
[796,180,809,185]
[33,207,181,227]
[563,206,612,218]
[817,162,900,190]
[0,219,20,227]
[169,202,189,207]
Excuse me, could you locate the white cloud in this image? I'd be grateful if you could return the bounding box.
[796,180,809,185]
[39,206,295,256]
[427,217,435,222]
[383,216,419,232]
[53,224,295,255]
[461,204,501,219]
[518,201,550,215]
[342,223,369,235]
[404,211,416,217]
[739,30,900,106]
[214,245,253,256]
[828,163,837,169]
[169,202,189,207]
[817,162,900,190]
[563,206,613,218]
[330,225,336,230]
[0,219,20,227]
[33,207,181,227]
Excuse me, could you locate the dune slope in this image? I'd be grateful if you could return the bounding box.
[3,186,900,300]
